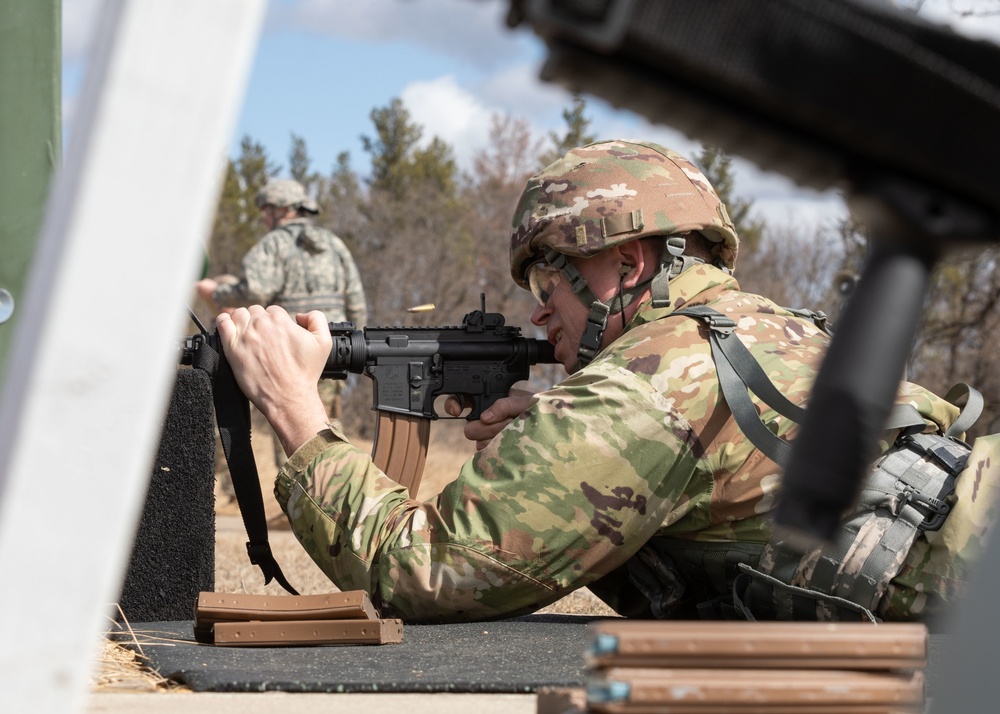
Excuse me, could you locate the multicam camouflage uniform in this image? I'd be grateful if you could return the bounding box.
[272,142,998,623]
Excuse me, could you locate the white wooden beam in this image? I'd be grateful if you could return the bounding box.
[0,1,265,711]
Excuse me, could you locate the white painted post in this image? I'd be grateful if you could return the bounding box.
[0,1,265,711]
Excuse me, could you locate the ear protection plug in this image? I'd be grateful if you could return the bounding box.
[619,264,630,277]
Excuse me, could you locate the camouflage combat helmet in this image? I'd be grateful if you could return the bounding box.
[510,140,738,288]
[509,140,739,370]
[255,178,320,215]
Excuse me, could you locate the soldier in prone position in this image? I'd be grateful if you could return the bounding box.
[215,141,1000,624]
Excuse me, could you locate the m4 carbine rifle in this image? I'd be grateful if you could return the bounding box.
[183,296,557,494]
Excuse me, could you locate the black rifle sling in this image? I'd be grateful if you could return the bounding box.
[189,336,299,595]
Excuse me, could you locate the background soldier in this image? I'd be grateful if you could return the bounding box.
[213,141,998,624]
[197,177,368,432]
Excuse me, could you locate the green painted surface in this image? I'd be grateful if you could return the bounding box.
[0,0,61,376]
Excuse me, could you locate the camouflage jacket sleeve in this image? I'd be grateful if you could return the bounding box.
[274,357,704,623]
[329,235,367,326]
[211,230,288,307]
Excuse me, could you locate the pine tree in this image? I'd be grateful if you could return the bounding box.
[355,98,470,324]
[540,94,597,167]
[410,137,458,196]
[360,98,459,200]
[316,151,366,254]
[695,144,765,250]
[288,132,319,194]
[208,136,277,275]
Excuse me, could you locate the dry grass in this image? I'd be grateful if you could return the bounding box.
[96,609,191,693]
[94,639,185,693]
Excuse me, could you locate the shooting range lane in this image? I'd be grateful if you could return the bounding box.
[110,614,604,693]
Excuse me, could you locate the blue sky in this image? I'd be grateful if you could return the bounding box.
[61,0,1000,230]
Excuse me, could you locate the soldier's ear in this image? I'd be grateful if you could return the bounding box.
[615,241,646,286]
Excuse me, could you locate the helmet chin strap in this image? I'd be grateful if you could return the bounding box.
[544,236,703,370]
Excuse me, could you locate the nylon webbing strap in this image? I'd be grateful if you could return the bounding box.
[712,336,793,466]
[945,383,984,438]
[674,306,928,465]
[674,306,803,465]
[189,335,299,596]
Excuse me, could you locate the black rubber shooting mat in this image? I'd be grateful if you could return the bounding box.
[114,614,604,693]
[114,617,951,695]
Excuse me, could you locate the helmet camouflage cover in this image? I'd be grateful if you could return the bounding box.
[256,178,320,214]
[509,140,739,288]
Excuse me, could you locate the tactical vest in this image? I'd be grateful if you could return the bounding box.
[626,305,980,622]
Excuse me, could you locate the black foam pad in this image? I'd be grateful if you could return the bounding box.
[118,368,216,621]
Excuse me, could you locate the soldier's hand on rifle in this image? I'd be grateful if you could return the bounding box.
[444,388,536,451]
[217,305,332,457]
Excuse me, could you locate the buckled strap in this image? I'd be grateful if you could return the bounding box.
[672,306,977,621]
[712,335,792,466]
[675,306,955,471]
[675,306,806,421]
[545,249,590,295]
[784,307,831,335]
[884,434,965,530]
[650,265,671,309]
[578,301,611,365]
[674,305,803,465]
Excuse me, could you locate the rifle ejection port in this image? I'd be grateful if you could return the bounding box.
[388,335,409,347]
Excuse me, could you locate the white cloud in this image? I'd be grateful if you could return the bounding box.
[475,62,570,121]
[400,76,494,169]
[398,69,701,179]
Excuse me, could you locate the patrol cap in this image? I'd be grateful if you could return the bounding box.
[256,178,320,214]
[509,140,739,288]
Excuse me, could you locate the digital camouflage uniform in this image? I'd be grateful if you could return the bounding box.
[212,218,367,329]
[213,180,367,426]
[272,142,999,624]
